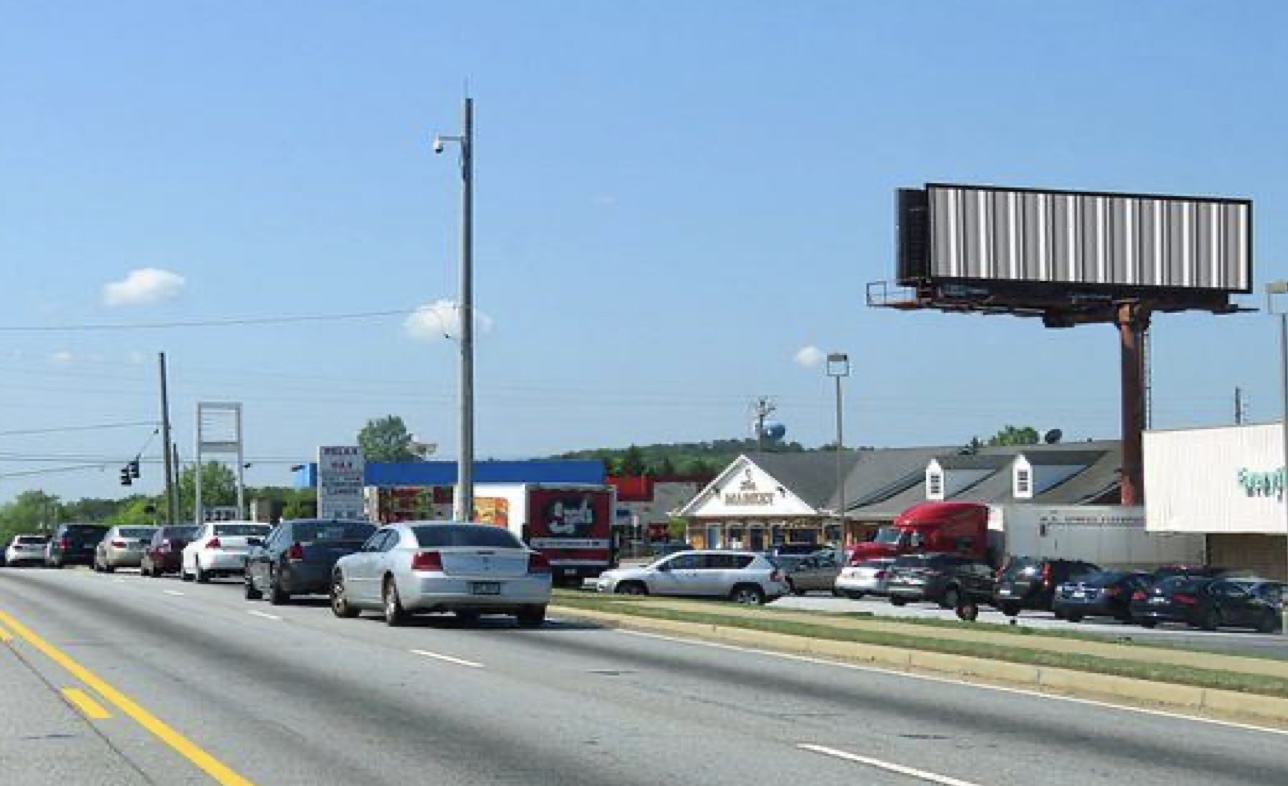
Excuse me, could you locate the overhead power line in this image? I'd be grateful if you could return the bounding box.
[0,308,413,332]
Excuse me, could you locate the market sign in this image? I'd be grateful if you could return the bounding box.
[318,446,365,520]
[1236,467,1286,500]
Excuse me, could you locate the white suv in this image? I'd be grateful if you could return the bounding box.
[595,550,789,605]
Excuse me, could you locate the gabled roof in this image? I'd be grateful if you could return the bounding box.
[932,454,1012,471]
[746,451,863,509]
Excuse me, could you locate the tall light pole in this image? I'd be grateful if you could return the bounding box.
[1266,281,1288,636]
[434,97,475,522]
[826,352,850,553]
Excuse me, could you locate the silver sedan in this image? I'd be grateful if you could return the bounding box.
[330,521,553,627]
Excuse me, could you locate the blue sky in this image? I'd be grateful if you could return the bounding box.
[2,2,1286,505]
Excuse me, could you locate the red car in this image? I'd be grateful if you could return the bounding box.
[141,525,199,577]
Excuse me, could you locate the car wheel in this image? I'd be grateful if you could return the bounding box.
[268,569,289,606]
[1257,611,1280,634]
[730,584,765,605]
[383,578,407,627]
[330,572,359,619]
[940,586,961,610]
[180,562,194,582]
[999,602,1021,617]
[1139,619,1157,628]
[615,582,648,596]
[516,605,546,628]
[454,610,481,625]
[889,597,908,607]
[788,580,803,596]
[244,572,262,601]
[103,562,115,574]
[194,560,210,584]
[843,590,865,600]
[1198,608,1220,632]
[1067,613,1083,623]
[830,587,843,598]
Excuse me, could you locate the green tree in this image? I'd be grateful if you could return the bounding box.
[357,415,428,462]
[987,425,1040,446]
[0,490,63,543]
[177,462,239,521]
[619,445,647,477]
[107,496,162,525]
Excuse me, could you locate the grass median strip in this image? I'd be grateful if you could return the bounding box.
[552,592,1288,700]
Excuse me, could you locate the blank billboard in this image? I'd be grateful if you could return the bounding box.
[902,184,1252,293]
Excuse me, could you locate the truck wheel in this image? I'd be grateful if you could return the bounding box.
[516,606,546,628]
[939,586,961,610]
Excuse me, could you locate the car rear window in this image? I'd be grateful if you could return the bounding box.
[63,525,107,537]
[120,528,156,538]
[214,524,270,537]
[15,535,48,545]
[412,525,522,549]
[293,522,376,542]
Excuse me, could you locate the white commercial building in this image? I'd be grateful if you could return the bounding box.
[1144,423,1288,579]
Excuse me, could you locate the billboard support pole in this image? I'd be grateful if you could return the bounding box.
[1117,301,1150,506]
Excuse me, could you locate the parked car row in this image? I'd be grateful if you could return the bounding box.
[822,552,1286,634]
[2,519,556,628]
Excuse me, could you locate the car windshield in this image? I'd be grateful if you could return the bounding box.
[998,558,1039,579]
[872,527,908,546]
[291,522,376,541]
[214,525,270,537]
[164,527,198,538]
[120,527,157,538]
[412,525,523,549]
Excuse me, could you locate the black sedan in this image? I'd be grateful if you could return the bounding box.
[1191,578,1285,633]
[245,519,377,605]
[1051,570,1153,623]
[1128,575,1216,628]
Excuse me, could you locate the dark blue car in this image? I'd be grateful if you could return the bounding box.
[245,519,377,605]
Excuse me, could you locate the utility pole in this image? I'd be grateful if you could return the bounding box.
[159,352,177,524]
[1235,387,1246,425]
[435,97,475,521]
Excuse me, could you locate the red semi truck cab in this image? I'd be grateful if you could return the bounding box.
[850,501,990,563]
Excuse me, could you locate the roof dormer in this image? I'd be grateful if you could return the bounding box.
[925,455,1010,500]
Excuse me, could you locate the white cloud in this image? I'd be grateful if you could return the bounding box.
[404,300,494,343]
[50,351,74,364]
[794,345,826,369]
[102,268,186,307]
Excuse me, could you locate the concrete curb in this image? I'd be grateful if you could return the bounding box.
[554,605,1288,728]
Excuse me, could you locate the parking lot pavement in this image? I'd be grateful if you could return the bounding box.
[770,593,1288,659]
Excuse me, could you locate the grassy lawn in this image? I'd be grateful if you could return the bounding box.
[551,591,1288,699]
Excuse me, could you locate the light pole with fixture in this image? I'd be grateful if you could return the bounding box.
[1265,281,1288,636]
[826,352,850,553]
[434,98,475,522]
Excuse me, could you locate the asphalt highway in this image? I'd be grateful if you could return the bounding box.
[2,567,1286,786]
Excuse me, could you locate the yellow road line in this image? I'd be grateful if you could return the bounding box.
[0,608,256,786]
[0,624,12,643]
[63,687,112,720]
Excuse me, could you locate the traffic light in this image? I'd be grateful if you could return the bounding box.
[120,466,132,486]
[129,459,140,479]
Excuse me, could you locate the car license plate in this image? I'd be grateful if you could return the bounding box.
[998,588,1012,596]
[1072,591,1085,599]
[471,582,501,596]
[1151,597,1165,604]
